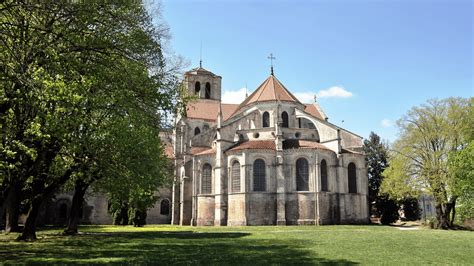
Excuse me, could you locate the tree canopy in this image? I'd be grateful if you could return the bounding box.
[381,97,472,229]
[1,1,185,240]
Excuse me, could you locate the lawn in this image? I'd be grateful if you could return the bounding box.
[0,225,473,265]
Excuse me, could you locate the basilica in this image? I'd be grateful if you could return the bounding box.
[170,65,369,226]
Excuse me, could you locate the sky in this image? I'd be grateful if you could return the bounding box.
[158,0,473,142]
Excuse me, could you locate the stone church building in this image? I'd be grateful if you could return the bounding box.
[34,65,368,226]
[171,66,369,226]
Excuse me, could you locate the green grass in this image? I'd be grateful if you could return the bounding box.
[1,225,473,265]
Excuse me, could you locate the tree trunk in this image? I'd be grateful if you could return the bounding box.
[4,183,21,233]
[16,197,42,241]
[63,180,89,235]
[435,198,457,230]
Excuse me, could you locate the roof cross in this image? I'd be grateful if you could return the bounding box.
[267,53,276,75]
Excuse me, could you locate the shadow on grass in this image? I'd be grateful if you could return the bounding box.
[0,230,357,265]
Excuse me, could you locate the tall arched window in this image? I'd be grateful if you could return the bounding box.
[195,81,201,94]
[231,161,241,192]
[296,158,309,191]
[253,159,266,191]
[205,82,211,99]
[321,159,328,192]
[160,199,170,215]
[194,127,201,135]
[282,111,289,128]
[262,111,270,128]
[348,163,357,193]
[201,163,212,194]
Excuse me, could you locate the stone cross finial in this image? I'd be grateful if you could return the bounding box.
[267,53,276,75]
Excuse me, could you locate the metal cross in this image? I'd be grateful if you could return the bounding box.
[267,53,276,75]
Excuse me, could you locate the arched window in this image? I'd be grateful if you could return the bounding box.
[59,203,68,219]
[253,159,266,191]
[262,112,270,128]
[296,158,309,191]
[201,164,212,194]
[282,111,289,128]
[194,127,201,135]
[231,161,241,192]
[321,159,328,192]
[195,81,201,94]
[348,163,357,193]
[205,82,211,99]
[160,199,170,215]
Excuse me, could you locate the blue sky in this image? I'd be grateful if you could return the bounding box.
[159,0,473,142]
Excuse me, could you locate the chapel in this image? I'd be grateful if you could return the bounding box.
[170,65,369,226]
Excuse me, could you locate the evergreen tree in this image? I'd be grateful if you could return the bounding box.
[363,131,398,221]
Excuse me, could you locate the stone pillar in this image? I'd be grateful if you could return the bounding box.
[275,103,286,225]
[179,164,185,225]
[214,105,227,226]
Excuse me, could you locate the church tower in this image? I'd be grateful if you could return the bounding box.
[184,66,222,101]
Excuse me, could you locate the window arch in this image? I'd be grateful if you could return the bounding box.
[253,159,266,191]
[205,82,211,99]
[348,163,357,193]
[262,111,270,128]
[296,158,309,191]
[201,163,212,194]
[321,159,328,192]
[282,111,289,128]
[160,199,170,215]
[231,161,241,192]
[195,81,201,94]
[194,127,201,136]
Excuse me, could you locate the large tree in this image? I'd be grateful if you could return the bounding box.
[363,132,390,216]
[1,1,185,240]
[381,98,471,229]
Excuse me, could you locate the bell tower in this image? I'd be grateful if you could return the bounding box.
[184,66,222,101]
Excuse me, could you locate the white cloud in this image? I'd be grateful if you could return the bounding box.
[381,118,393,128]
[316,86,353,98]
[294,86,353,103]
[294,92,316,103]
[222,87,247,104]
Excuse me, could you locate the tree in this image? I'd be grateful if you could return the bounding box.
[381,98,471,229]
[363,132,397,220]
[1,1,185,240]
[399,197,421,221]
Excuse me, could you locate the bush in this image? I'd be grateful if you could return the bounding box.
[400,197,421,221]
[377,195,399,225]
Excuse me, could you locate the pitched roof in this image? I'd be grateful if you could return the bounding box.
[226,140,276,153]
[189,146,212,155]
[283,139,331,151]
[186,100,239,121]
[304,104,325,120]
[185,66,220,77]
[239,75,301,107]
[195,147,216,156]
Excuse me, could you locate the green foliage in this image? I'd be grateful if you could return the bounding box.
[400,197,421,221]
[363,132,390,216]
[376,195,399,225]
[381,97,471,228]
[0,1,187,238]
[449,141,474,223]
